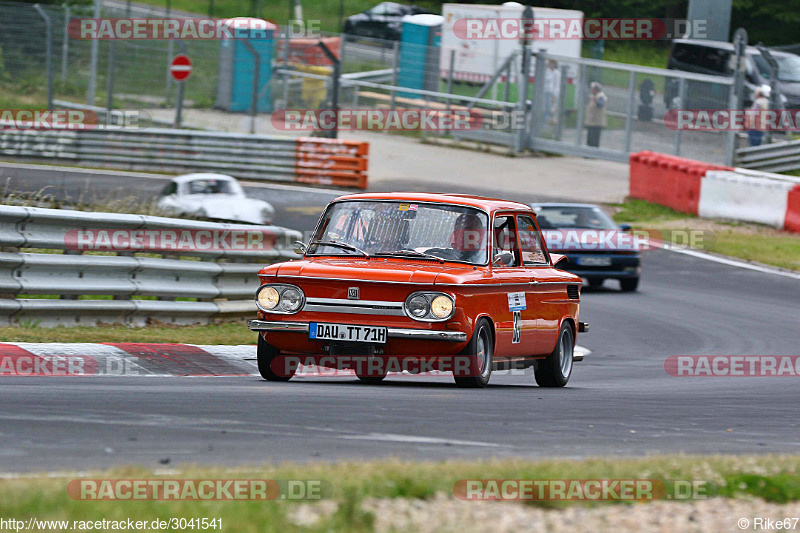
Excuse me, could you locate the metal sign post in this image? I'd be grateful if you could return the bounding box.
[170,51,192,128]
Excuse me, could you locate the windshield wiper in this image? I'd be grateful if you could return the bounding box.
[374,250,445,263]
[309,240,370,257]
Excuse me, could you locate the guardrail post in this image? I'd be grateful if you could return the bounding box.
[33,4,54,111]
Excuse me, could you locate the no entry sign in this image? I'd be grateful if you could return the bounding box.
[169,54,192,82]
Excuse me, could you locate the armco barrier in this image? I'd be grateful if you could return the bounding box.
[699,171,795,228]
[629,151,732,215]
[0,128,369,189]
[0,205,302,327]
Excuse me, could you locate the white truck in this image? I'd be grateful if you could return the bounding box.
[440,3,583,83]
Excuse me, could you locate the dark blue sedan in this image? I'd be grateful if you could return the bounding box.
[530,203,642,292]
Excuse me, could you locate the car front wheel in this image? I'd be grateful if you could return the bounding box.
[454,318,493,388]
[257,334,296,381]
[534,322,574,387]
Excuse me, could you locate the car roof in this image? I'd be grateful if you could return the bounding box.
[333,192,533,213]
[530,202,603,209]
[671,38,792,58]
[172,173,236,183]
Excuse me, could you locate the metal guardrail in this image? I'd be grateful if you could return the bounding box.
[0,128,369,189]
[0,205,302,327]
[736,139,800,173]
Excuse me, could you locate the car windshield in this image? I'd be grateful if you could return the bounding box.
[533,206,618,230]
[185,179,236,195]
[752,53,800,83]
[309,200,490,264]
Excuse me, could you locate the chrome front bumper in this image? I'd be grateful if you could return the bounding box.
[248,320,468,342]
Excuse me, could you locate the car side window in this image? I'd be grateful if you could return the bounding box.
[517,216,548,266]
[161,182,177,196]
[492,216,517,267]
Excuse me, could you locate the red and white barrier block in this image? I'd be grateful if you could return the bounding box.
[630,151,800,233]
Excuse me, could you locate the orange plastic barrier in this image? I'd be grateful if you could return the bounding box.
[785,184,800,233]
[629,151,732,215]
[295,138,369,189]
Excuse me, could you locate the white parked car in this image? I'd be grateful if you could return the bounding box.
[157,173,275,225]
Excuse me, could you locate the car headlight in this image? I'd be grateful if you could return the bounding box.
[256,286,279,311]
[407,294,429,318]
[430,295,453,319]
[405,292,455,321]
[255,284,304,314]
[280,287,303,312]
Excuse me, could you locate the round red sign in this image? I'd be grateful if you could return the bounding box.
[169,54,192,82]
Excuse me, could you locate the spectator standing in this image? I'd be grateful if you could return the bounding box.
[747,85,770,147]
[585,82,607,148]
[544,59,561,125]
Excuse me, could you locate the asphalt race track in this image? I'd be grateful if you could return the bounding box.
[1,165,799,472]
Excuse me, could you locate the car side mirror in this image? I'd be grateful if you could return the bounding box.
[492,252,513,266]
[619,223,632,232]
[292,241,307,255]
[551,253,569,268]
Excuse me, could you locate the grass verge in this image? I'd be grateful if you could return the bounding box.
[0,322,255,345]
[1,455,799,532]
[610,199,800,271]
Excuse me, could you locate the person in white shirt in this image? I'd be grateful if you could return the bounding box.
[544,59,561,125]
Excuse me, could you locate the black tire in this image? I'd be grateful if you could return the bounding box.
[620,278,639,292]
[587,278,604,288]
[454,318,493,388]
[534,322,574,388]
[356,374,386,384]
[257,334,296,381]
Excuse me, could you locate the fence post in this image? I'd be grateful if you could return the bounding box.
[33,4,54,111]
[173,41,187,128]
[87,0,100,106]
[574,64,585,147]
[529,50,547,143]
[106,41,116,112]
[554,64,568,141]
[389,40,399,111]
[240,39,261,134]
[673,78,686,156]
[61,4,70,84]
[623,70,636,153]
[445,49,455,136]
[318,40,341,139]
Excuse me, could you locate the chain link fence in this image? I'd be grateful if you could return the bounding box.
[0,2,747,165]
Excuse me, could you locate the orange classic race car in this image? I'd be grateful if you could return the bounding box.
[248,193,589,388]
